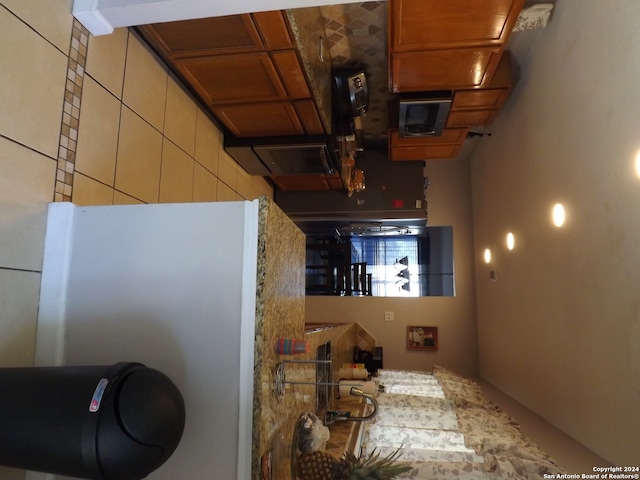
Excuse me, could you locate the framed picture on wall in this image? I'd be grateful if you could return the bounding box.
[407,326,438,351]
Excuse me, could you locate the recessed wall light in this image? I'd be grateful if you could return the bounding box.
[483,247,492,264]
[506,232,515,250]
[635,150,640,177]
[552,203,566,227]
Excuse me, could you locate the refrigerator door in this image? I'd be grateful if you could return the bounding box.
[275,149,427,221]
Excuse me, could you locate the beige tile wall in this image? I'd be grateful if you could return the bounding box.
[74,28,273,206]
[1,2,271,478]
[0,0,273,371]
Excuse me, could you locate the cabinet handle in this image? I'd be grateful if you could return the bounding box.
[319,147,333,174]
[403,131,435,137]
[319,36,325,62]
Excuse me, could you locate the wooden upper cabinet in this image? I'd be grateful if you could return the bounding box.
[388,0,523,92]
[391,46,503,92]
[390,0,525,52]
[138,16,264,58]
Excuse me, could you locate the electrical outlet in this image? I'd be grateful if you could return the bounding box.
[384,311,395,322]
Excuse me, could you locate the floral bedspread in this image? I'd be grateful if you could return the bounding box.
[359,367,566,479]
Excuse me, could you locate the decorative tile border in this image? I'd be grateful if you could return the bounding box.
[54,19,89,202]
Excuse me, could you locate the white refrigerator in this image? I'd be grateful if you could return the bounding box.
[34,201,260,480]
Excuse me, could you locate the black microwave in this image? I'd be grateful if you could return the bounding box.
[398,91,452,137]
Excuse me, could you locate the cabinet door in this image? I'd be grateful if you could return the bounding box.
[389,128,467,161]
[213,102,304,137]
[138,16,263,58]
[391,47,503,92]
[391,0,524,52]
[176,52,287,105]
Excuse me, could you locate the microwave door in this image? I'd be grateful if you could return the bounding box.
[254,143,335,176]
[400,97,451,137]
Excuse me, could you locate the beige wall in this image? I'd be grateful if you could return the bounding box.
[470,0,640,466]
[306,152,479,378]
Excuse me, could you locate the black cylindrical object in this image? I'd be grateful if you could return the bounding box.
[0,362,185,479]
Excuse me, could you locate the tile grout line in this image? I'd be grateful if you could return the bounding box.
[54,19,89,202]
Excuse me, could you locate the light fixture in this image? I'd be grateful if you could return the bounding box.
[635,150,640,177]
[506,232,515,250]
[393,256,409,270]
[552,203,566,227]
[482,244,497,281]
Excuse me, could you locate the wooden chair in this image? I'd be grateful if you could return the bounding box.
[350,262,372,296]
[306,237,352,295]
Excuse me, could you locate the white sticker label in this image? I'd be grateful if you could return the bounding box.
[89,378,109,412]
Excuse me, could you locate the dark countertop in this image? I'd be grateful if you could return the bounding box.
[285,7,333,133]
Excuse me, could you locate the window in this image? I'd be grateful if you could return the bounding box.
[350,226,454,297]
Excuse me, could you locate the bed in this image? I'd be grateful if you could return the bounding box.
[359,366,566,479]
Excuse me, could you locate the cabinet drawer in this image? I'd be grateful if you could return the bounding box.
[452,88,509,110]
[213,102,304,137]
[447,109,498,127]
[391,144,462,161]
[390,128,468,147]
